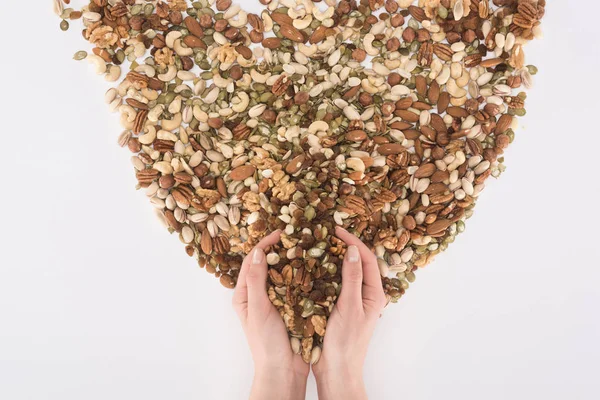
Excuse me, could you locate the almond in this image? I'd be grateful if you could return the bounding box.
[270,12,293,26]
[345,130,367,142]
[437,92,450,114]
[184,16,203,38]
[426,219,453,235]
[183,35,206,49]
[495,114,513,134]
[235,45,252,59]
[286,154,306,174]
[220,274,235,289]
[389,121,413,130]
[415,75,427,96]
[262,37,282,49]
[377,143,405,155]
[309,26,327,44]
[395,110,420,123]
[200,230,212,255]
[230,165,256,181]
[446,106,469,118]
[415,163,436,178]
[279,24,305,43]
[428,82,440,104]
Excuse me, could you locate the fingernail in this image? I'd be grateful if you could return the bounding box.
[252,248,264,265]
[347,245,359,263]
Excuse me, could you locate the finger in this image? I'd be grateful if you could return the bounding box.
[233,230,281,310]
[246,247,270,311]
[243,231,282,310]
[338,244,364,308]
[335,227,382,290]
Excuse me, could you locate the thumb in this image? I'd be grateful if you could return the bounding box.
[246,248,270,311]
[339,245,363,309]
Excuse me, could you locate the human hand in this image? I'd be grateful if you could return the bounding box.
[232,230,309,400]
[312,227,387,400]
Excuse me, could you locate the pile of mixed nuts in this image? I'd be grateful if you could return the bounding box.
[55,0,544,364]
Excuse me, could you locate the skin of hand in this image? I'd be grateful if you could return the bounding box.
[232,230,309,400]
[312,227,388,400]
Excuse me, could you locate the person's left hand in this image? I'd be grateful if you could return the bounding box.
[232,230,309,400]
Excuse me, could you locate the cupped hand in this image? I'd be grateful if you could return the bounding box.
[312,227,387,400]
[232,230,309,400]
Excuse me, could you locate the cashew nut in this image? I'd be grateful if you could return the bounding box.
[213,74,233,89]
[158,65,177,82]
[120,114,134,130]
[119,105,137,122]
[165,31,182,48]
[250,69,269,84]
[147,104,165,123]
[371,21,386,35]
[236,74,252,89]
[168,96,182,114]
[117,80,131,97]
[161,113,182,131]
[384,58,401,70]
[363,34,378,56]
[157,129,178,142]
[298,43,317,57]
[141,88,159,101]
[237,54,257,68]
[224,4,241,19]
[361,79,379,95]
[232,92,250,113]
[308,121,329,134]
[87,54,106,75]
[228,11,248,29]
[312,6,334,21]
[173,39,193,57]
[293,15,312,30]
[193,105,208,123]
[219,107,234,118]
[288,7,306,20]
[138,125,157,145]
[301,0,315,13]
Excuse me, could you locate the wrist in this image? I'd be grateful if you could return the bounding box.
[315,366,367,400]
[251,367,307,400]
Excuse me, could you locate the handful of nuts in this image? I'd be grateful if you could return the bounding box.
[56,0,545,363]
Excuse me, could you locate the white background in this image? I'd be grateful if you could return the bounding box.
[1,1,600,399]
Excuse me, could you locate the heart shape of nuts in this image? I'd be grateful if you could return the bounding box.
[56,0,545,364]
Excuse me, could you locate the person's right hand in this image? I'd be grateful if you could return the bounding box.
[313,227,387,400]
